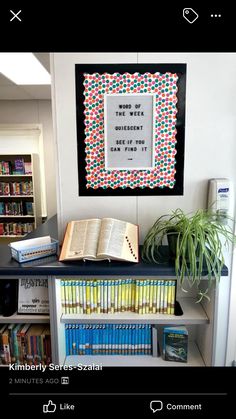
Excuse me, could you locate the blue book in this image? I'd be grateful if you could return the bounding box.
[148,325,152,355]
[72,325,76,355]
[68,324,72,355]
[76,325,80,355]
[108,324,112,355]
[82,325,86,355]
[0,202,5,215]
[65,325,69,356]
[112,324,116,355]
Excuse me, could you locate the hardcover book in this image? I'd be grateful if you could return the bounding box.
[59,217,139,263]
[163,326,188,363]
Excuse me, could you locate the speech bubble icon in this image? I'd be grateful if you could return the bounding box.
[150,400,163,413]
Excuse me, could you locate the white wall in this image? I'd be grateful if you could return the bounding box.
[51,53,236,366]
[0,100,57,219]
[51,53,236,242]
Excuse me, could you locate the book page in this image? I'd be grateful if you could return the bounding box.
[59,219,101,261]
[120,222,139,262]
[97,218,138,262]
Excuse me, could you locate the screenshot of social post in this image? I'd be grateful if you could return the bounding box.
[0,5,235,417]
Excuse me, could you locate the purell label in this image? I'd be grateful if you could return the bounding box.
[218,188,229,193]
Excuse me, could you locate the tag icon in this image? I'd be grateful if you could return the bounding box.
[183,8,199,24]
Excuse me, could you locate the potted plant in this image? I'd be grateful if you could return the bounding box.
[142,208,236,301]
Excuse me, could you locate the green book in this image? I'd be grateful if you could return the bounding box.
[163,326,188,363]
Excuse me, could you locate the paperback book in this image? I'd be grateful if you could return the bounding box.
[163,326,188,363]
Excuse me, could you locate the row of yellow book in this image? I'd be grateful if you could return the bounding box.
[60,279,176,315]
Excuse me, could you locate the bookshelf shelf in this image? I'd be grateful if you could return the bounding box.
[64,341,205,367]
[0,174,32,177]
[0,153,42,239]
[0,215,34,218]
[0,312,50,324]
[61,298,209,325]
[0,195,34,198]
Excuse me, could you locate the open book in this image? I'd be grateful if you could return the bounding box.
[59,218,139,263]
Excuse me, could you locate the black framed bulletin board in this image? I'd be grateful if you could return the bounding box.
[75,64,186,196]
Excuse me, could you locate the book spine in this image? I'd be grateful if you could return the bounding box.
[163,280,168,314]
[75,324,79,355]
[102,325,106,355]
[60,280,65,314]
[117,280,121,313]
[111,280,115,314]
[121,280,125,312]
[135,280,139,313]
[156,280,161,313]
[103,280,108,314]
[171,280,176,315]
[78,325,83,355]
[97,279,101,314]
[90,280,94,314]
[69,281,73,315]
[146,279,150,314]
[138,280,143,314]
[107,280,111,314]
[72,325,76,355]
[64,281,69,315]
[86,281,91,314]
[142,280,146,315]
[93,280,97,314]
[131,279,135,312]
[114,280,118,313]
[79,280,83,314]
[82,280,86,314]
[100,280,104,313]
[167,280,171,315]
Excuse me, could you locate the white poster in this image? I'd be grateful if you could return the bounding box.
[18,278,49,314]
[104,94,155,170]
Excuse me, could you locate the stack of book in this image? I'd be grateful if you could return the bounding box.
[65,323,152,356]
[60,279,176,315]
[0,323,51,365]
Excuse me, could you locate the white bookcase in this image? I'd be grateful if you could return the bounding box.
[50,275,212,367]
[0,275,50,368]
[0,153,42,240]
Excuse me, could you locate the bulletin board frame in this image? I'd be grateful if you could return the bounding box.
[75,63,186,196]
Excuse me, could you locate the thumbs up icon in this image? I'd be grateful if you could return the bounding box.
[43,400,57,413]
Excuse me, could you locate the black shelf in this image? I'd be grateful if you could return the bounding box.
[0,215,229,277]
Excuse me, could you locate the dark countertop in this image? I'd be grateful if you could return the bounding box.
[0,215,228,277]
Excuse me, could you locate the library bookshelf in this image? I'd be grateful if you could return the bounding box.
[0,153,42,241]
[0,217,229,368]
[51,274,211,367]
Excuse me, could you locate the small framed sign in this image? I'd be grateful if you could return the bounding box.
[18,278,49,314]
[104,94,155,170]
